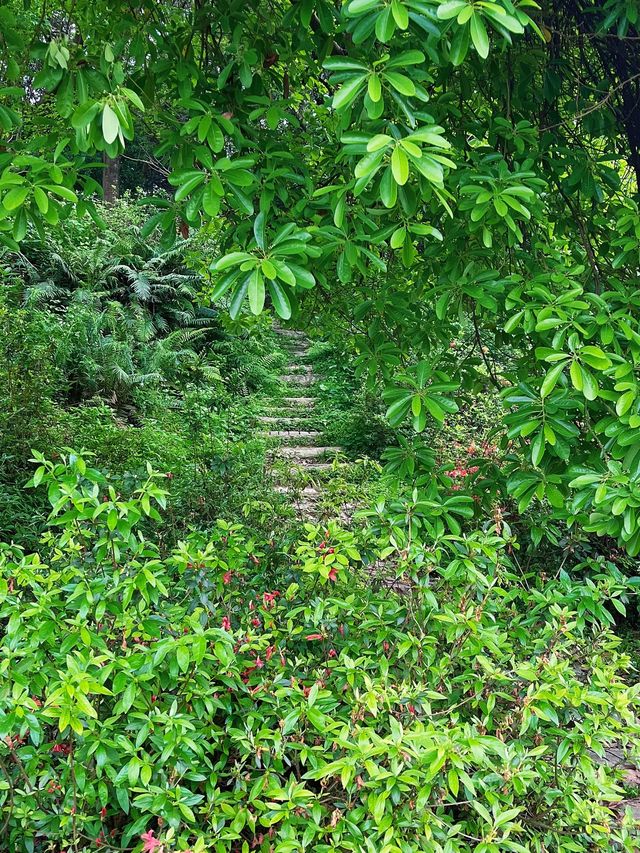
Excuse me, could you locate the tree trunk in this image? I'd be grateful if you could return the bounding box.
[103,154,120,204]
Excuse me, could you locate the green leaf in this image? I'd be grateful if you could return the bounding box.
[175,172,205,202]
[367,133,392,152]
[570,360,583,392]
[333,75,367,111]
[203,181,221,216]
[120,87,145,111]
[254,211,266,250]
[581,368,599,401]
[2,186,29,210]
[380,166,397,208]
[176,644,190,673]
[271,259,296,286]
[424,396,446,422]
[375,7,396,42]
[580,345,611,370]
[384,72,415,96]
[248,269,265,314]
[101,103,120,144]
[268,280,292,319]
[323,58,370,72]
[386,395,412,425]
[531,430,545,467]
[71,100,100,129]
[437,0,469,20]
[449,24,470,65]
[368,74,382,102]
[391,0,409,29]
[617,390,635,417]
[229,273,251,319]
[215,252,253,271]
[470,13,490,59]
[286,262,315,289]
[504,310,524,333]
[391,147,409,186]
[540,360,567,398]
[43,184,77,202]
[33,186,49,214]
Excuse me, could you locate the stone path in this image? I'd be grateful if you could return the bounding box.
[260,328,343,521]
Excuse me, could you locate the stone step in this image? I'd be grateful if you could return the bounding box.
[258,416,316,425]
[263,430,320,438]
[275,486,321,498]
[279,446,341,459]
[261,431,322,445]
[276,330,309,341]
[280,374,313,385]
[276,463,334,473]
[260,414,318,424]
[282,396,315,406]
[287,364,312,374]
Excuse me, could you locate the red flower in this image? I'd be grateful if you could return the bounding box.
[328,567,338,582]
[262,591,280,608]
[265,645,274,660]
[255,656,264,668]
[141,829,163,853]
[408,704,416,716]
[328,649,337,659]
[100,806,107,820]
[221,616,231,631]
[305,633,323,641]
[252,617,261,628]
[222,571,232,584]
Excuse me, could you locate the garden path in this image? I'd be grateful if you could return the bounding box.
[259,328,342,521]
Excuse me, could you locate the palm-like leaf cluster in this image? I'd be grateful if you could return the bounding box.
[7,216,220,408]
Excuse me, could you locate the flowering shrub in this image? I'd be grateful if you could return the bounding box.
[1,453,639,851]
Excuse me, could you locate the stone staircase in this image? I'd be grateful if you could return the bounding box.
[260,328,343,519]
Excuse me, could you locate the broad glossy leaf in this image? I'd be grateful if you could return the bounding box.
[254,211,266,250]
[248,268,265,314]
[391,147,409,185]
[268,279,292,319]
[102,103,120,144]
[540,361,568,398]
[332,75,367,110]
[470,13,490,59]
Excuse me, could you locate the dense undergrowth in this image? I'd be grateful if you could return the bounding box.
[0,200,293,549]
[1,204,640,851]
[1,452,640,853]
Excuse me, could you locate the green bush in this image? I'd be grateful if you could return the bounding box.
[0,208,292,544]
[1,453,639,852]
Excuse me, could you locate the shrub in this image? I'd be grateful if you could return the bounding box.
[1,454,639,852]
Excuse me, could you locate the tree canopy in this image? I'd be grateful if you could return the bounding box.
[2,0,640,553]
